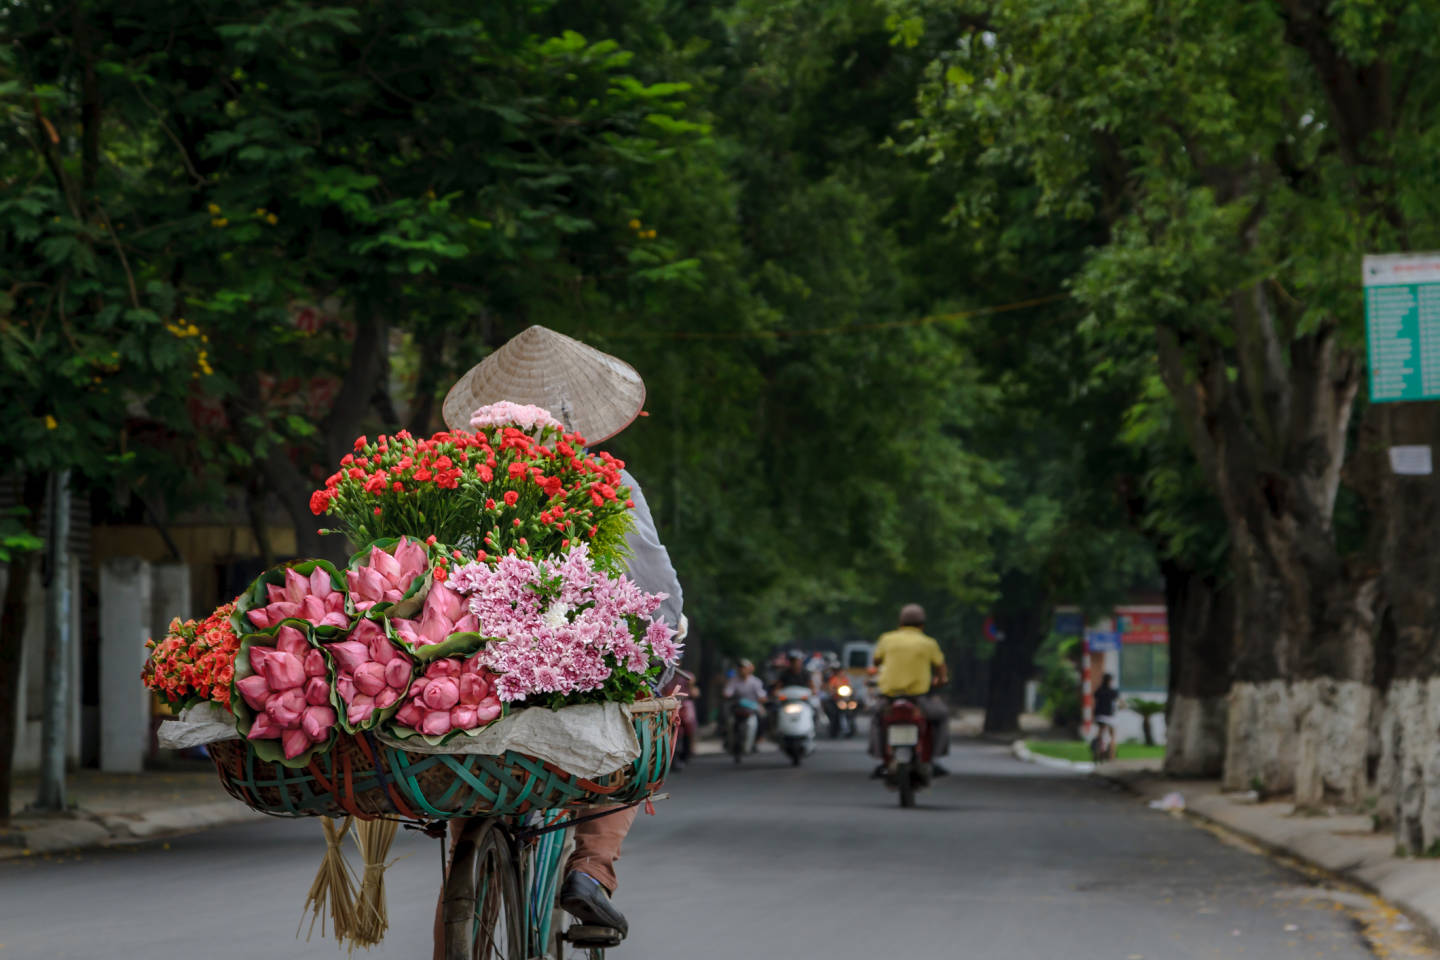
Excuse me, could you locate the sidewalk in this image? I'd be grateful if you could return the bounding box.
[1,764,261,859]
[1014,744,1440,942]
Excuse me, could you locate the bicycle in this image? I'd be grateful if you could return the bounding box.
[438,803,645,959]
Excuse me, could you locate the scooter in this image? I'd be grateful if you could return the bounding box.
[773,685,818,766]
[878,697,932,807]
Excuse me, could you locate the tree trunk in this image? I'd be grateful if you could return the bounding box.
[983,575,1049,734]
[1369,403,1440,852]
[1162,560,1233,777]
[0,474,47,824]
[1158,315,1375,804]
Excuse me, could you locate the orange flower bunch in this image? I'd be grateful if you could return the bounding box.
[142,601,240,711]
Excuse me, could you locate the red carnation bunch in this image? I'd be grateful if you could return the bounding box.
[142,601,241,711]
[311,422,635,569]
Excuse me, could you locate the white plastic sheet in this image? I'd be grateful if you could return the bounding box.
[154,699,644,779]
[373,701,641,778]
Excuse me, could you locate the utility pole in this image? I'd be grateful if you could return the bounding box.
[35,470,72,811]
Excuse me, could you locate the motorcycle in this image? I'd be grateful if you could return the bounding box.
[878,697,932,807]
[773,685,818,766]
[826,682,860,739]
[727,697,761,764]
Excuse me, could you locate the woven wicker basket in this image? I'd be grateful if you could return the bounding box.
[210,698,678,822]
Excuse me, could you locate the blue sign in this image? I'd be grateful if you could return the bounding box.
[1085,630,1121,652]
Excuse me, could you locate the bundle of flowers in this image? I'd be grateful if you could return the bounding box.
[309,405,635,569]
[391,656,504,741]
[390,578,477,650]
[233,624,337,761]
[142,601,240,711]
[326,619,415,730]
[347,536,428,616]
[236,561,349,633]
[448,544,680,708]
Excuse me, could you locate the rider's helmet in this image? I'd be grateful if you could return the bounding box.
[899,603,926,627]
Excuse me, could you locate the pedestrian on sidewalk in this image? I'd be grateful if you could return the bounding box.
[1093,674,1122,761]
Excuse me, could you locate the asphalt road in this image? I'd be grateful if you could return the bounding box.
[0,736,1428,960]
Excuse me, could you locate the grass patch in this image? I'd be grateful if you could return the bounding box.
[1025,739,1165,763]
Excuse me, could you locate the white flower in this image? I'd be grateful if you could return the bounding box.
[541,602,571,630]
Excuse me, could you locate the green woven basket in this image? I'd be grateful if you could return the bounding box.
[210,698,677,822]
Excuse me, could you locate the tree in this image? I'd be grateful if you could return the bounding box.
[891,0,1440,808]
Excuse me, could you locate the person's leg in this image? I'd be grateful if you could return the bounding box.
[567,804,639,893]
[561,804,639,936]
[923,694,950,757]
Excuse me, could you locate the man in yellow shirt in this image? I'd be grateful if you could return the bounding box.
[871,604,951,773]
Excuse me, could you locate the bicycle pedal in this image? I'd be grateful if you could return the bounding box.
[563,923,624,947]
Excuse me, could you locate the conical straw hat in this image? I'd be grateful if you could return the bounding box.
[442,325,646,443]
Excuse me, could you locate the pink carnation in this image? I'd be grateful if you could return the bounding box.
[468,401,564,434]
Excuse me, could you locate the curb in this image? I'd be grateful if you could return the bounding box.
[0,802,262,859]
[1010,739,1095,773]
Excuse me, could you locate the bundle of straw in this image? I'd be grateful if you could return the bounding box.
[300,817,359,943]
[350,818,401,948]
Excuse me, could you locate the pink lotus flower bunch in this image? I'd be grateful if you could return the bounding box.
[468,401,563,434]
[447,544,680,703]
[235,625,337,758]
[326,620,414,727]
[391,581,477,648]
[347,536,428,612]
[393,657,503,736]
[246,566,348,630]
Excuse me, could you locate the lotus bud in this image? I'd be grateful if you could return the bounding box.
[309,566,333,599]
[301,595,327,625]
[305,676,331,706]
[409,676,429,697]
[267,688,306,726]
[452,613,479,636]
[246,608,272,629]
[301,705,336,741]
[394,702,425,728]
[327,640,370,674]
[420,710,452,736]
[262,650,306,691]
[248,646,272,674]
[426,583,465,622]
[237,674,272,711]
[417,606,450,646]
[325,591,345,613]
[475,701,502,724]
[282,727,311,759]
[374,688,399,709]
[320,612,349,628]
[283,567,309,604]
[370,545,401,583]
[267,600,301,622]
[354,662,387,697]
[369,633,396,665]
[428,659,460,679]
[451,706,479,730]
[384,658,411,690]
[346,695,375,726]
[337,676,356,701]
[304,649,327,678]
[423,677,460,711]
[266,583,288,605]
[383,589,404,603]
[275,625,308,657]
[459,674,485,705]
[248,713,281,739]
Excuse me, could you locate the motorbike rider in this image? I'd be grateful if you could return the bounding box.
[870,604,951,777]
[821,660,850,735]
[723,659,767,754]
[774,649,817,693]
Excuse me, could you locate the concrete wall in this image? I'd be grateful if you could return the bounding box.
[2,561,83,772]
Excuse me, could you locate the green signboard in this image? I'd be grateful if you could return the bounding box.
[1364,253,1440,403]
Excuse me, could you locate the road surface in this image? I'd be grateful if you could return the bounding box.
[0,736,1428,959]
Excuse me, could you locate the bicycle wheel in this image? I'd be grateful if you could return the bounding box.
[441,820,525,960]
